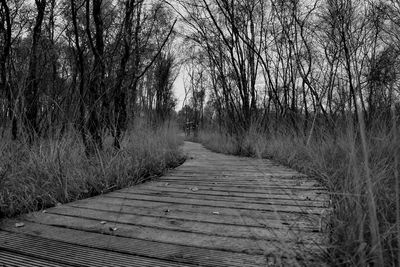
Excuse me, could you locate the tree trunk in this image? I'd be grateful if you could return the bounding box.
[24,0,46,143]
[71,0,88,150]
[0,0,15,139]
[113,1,134,148]
[85,0,104,153]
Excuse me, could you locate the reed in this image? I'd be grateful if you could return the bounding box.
[0,122,184,218]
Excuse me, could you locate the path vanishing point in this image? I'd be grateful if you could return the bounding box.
[0,142,330,266]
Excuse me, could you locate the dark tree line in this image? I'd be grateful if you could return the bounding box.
[0,0,178,153]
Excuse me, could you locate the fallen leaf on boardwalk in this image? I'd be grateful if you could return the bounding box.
[212,211,220,215]
[190,187,199,192]
[15,222,24,228]
[100,221,107,225]
[164,209,170,213]
[165,183,169,186]
[109,227,118,231]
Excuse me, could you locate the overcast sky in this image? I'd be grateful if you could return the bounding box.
[173,68,187,111]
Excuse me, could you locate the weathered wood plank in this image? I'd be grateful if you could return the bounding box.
[0,249,72,267]
[174,171,304,176]
[42,206,325,242]
[144,182,328,199]
[120,186,328,202]
[0,231,195,267]
[160,172,314,181]
[101,192,326,213]
[158,176,319,187]
[12,213,324,254]
[153,180,325,190]
[119,188,327,206]
[69,197,324,226]
[0,222,269,267]
[67,201,322,230]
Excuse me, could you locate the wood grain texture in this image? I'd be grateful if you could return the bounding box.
[0,141,330,266]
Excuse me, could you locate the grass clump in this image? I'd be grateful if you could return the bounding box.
[0,122,184,218]
[192,120,399,266]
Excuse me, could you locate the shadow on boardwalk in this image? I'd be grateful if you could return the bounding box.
[0,141,330,266]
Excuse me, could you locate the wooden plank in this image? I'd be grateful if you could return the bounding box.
[0,222,270,267]
[161,172,312,181]
[117,189,327,207]
[181,164,287,169]
[173,164,301,170]
[0,249,72,267]
[160,176,319,187]
[43,206,325,242]
[160,174,312,182]
[171,167,302,173]
[120,186,328,202]
[67,201,322,230]
[102,192,326,213]
[12,213,325,254]
[0,231,195,267]
[155,180,324,190]
[69,197,323,228]
[144,182,328,199]
[166,172,306,179]
[149,178,325,190]
[96,194,324,216]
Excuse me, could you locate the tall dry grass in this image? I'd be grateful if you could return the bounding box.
[195,118,399,266]
[0,121,184,218]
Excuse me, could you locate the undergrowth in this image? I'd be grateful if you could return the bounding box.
[0,121,184,218]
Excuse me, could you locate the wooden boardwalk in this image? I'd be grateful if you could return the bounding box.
[0,142,330,266]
